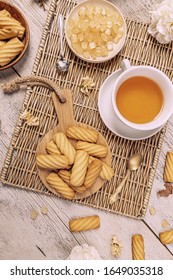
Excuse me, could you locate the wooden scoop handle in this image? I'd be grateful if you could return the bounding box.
[52,90,76,132]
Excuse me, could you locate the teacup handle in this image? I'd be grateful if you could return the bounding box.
[121,59,131,72]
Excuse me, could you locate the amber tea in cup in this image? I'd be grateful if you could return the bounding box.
[112,60,173,131]
[116,76,163,124]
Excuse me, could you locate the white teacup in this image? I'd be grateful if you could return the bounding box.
[112,59,173,131]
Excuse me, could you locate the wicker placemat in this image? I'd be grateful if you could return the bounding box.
[1,0,173,219]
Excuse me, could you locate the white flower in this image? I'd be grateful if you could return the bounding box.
[67,244,102,260]
[148,0,173,44]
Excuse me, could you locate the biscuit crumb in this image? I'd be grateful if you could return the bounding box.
[80,76,95,95]
[30,210,39,220]
[111,235,123,257]
[149,207,156,216]
[21,109,39,126]
[161,220,169,229]
[41,205,48,215]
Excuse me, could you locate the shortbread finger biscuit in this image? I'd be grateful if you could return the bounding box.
[100,163,114,181]
[0,9,11,17]
[36,154,69,170]
[0,37,24,67]
[164,152,173,182]
[55,132,76,165]
[0,10,24,27]
[84,160,102,188]
[46,172,75,200]
[46,140,61,155]
[132,234,145,260]
[89,156,114,181]
[0,41,6,49]
[58,170,86,193]
[70,150,89,187]
[69,215,100,232]
[58,170,71,184]
[73,185,87,193]
[0,15,25,39]
[0,28,18,40]
[67,126,98,143]
[76,141,108,158]
[159,228,173,244]
[0,10,24,28]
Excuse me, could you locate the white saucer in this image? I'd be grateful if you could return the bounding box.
[98,69,164,141]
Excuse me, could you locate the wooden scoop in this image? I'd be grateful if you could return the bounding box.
[36,89,112,200]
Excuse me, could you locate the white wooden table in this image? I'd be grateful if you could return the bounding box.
[0,0,173,260]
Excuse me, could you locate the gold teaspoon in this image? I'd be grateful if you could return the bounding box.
[110,153,143,205]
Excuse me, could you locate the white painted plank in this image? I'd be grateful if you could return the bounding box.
[0,187,172,260]
[144,116,173,254]
[0,71,25,155]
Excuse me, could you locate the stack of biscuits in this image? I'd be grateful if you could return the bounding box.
[36,125,114,200]
[0,9,25,67]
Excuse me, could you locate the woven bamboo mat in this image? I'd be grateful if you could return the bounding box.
[1,0,173,219]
